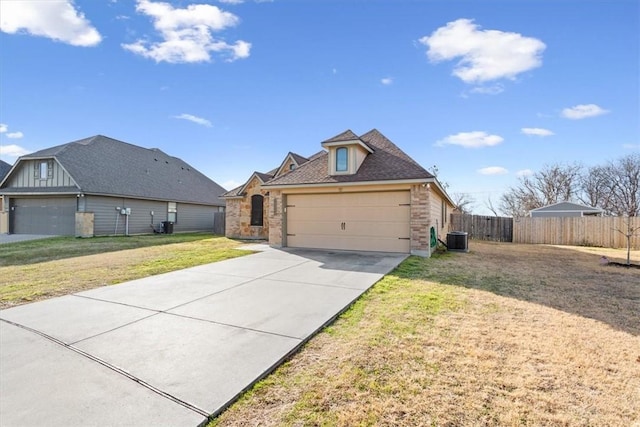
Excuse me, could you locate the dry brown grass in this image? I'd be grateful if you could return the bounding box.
[210,241,640,427]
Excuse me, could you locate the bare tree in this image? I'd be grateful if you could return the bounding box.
[605,154,640,217]
[428,165,450,190]
[500,163,582,217]
[451,192,476,214]
[484,196,500,217]
[579,165,613,212]
[614,216,640,266]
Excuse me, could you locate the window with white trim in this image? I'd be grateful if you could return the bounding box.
[336,147,348,172]
[168,202,177,223]
[34,160,53,180]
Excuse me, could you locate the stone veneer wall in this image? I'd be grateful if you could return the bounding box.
[268,190,283,247]
[224,176,270,239]
[75,212,94,237]
[410,184,430,256]
[225,198,241,237]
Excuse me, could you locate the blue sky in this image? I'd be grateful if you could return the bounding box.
[1,0,638,214]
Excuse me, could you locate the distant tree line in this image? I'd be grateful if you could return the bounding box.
[499,153,640,217]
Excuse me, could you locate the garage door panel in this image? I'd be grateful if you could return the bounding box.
[287,220,341,235]
[344,192,409,206]
[11,197,76,235]
[288,220,408,237]
[287,207,341,222]
[342,206,408,222]
[288,235,409,253]
[342,221,409,238]
[286,192,410,253]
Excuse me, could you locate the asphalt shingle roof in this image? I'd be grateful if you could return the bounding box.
[0,160,11,182]
[6,135,226,205]
[531,202,603,212]
[321,129,362,144]
[222,129,434,197]
[264,129,434,186]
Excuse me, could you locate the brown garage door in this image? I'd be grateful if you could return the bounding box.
[286,191,410,253]
[10,197,77,235]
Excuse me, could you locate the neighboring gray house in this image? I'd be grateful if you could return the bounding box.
[0,135,226,236]
[0,160,11,213]
[0,160,11,182]
[529,202,604,218]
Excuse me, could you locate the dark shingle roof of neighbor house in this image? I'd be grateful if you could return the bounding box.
[3,135,226,206]
[264,129,434,186]
[0,160,11,181]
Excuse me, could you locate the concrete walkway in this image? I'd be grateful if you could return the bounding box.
[0,246,406,427]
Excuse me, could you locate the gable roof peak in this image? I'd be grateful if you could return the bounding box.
[322,129,361,144]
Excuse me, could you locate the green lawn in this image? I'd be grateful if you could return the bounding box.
[0,233,252,308]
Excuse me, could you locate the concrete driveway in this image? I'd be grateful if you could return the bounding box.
[0,246,406,427]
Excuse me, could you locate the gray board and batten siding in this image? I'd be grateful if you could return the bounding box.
[85,196,221,236]
[3,159,76,189]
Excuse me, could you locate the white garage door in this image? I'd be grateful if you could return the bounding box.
[286,191,410,253]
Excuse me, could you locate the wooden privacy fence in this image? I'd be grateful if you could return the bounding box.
[513,216,640,249]
[213,212,226,235]
[450,213,513,242]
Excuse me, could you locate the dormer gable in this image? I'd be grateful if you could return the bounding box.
[321,129,374,176]
[274,152,309,178]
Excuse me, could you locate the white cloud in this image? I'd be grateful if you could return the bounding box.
[381,77,393,85]
[561,104,609,120]
[622,143,640,150]
[419,18,545,84]
[0,0,101,47]
[0,124,24,139]
[173,113,212,127]
[516,169,533,177]
[436,131,504,148]
[122,0,251,63]
[469,84,504,95]
[6,131,24,139]
[0,144,30,158]
[478,166,509,175]
[521,127,554,137]
[222,179,242,190]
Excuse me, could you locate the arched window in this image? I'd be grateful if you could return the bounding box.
[336,147,348,172]
[251,194,264,226]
